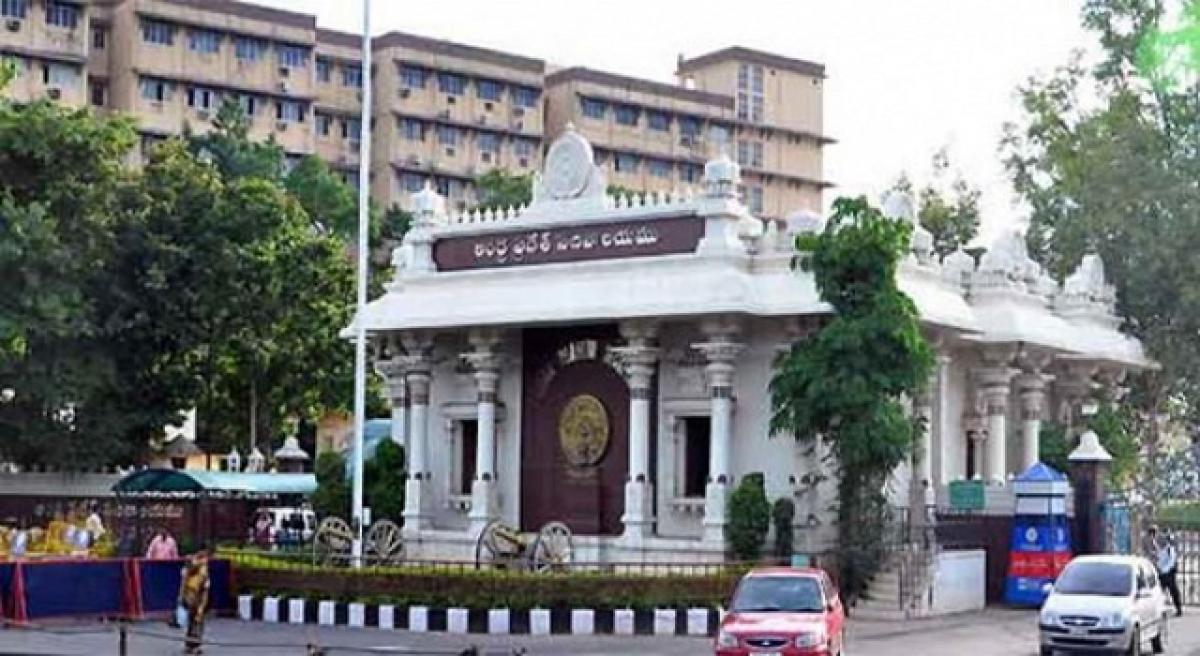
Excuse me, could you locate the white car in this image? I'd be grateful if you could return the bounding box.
[1039,554,1169,655]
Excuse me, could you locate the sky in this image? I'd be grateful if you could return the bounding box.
[255,0,1096,245]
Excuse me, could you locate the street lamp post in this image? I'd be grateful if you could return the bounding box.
[349,0,374,567]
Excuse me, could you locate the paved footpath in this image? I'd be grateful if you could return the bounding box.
[4,609,1200,655]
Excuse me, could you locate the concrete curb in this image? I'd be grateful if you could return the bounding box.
[238,595,720,637]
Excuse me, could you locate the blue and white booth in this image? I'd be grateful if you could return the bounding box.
[1005,463,1072,606]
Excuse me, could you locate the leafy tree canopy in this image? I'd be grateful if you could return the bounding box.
[1002,0,1200,491]
[891,148,981,258]
[770,196,933,598]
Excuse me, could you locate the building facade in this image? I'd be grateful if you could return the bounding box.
[359,128,1146,563]
[0,0,827,217]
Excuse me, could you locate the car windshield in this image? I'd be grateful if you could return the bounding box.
[731,576,825,612]
[1055,562,1132,597]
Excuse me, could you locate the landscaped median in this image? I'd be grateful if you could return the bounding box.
[224,548,744,636]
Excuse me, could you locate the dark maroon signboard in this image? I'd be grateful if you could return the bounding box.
[433,215,705,271]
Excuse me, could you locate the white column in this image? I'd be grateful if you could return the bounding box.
[376,358,408,449]
[911,382,935,515]
[932,354,951,493]
[465,332,502,536]
[613,322,659,543]
[1017,371,1048,471]
[400,335,434,536]
[694,324,744,546]
[976,362,1016,485]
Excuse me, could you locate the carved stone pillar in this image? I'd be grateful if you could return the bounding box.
[975,348,1018,484]
[376,357,408,450]
[1017,370,1049,472]
[612,321,659,543]
[693,319,744,546]
[932,353,952,493]
[400,334,434,536]
[463,331,502,536]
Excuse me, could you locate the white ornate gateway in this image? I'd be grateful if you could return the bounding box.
[356,126,1148,563]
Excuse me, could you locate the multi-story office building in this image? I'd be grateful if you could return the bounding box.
[370,30,544,212]
[545,48,831,218]
[0,0,827,217]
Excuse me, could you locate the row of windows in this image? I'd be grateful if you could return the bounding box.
[737,139,764,168]
[316,113,362,141]
[737,63,766,123]
[3,0,78,27]
[316,58,361,88]
[594,149,704,182]
[138,77,309,122]
[579,98,720,139]
[397,117,538,155]
[3,56,80,87]
[398,65,540,108]
[140,20,310,68]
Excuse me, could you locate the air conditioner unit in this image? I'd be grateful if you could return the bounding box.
[481,152,492,164]
[337,154,349,164]
[437,109,450,119]
[483,102,493,112]
[5,19,20,32]
[399,88,411,99]
[512,120,524,131]
[406,155,420,165]
[444,147,456,157]
[518,157,529,168]
[47,87,61,100]
[445,95,456,105]
[277,81,290,94]
[275,120,288,131]
[476,115,487,125]
[278,66,290,78]
[197,109,211,120]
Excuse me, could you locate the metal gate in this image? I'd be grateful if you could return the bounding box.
[1154,519,1200,605]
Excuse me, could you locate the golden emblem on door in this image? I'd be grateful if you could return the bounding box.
[558,394,610,468]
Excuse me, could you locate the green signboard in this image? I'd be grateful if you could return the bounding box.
[949,480,985,511]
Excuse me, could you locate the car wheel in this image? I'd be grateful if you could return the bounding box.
[1039,647,1053,656]
[1152,615,1168,654]
[1129,625,1142,656]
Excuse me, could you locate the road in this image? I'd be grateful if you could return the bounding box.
[3,609,1200,655]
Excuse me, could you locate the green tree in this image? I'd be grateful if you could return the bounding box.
[728,473,770,561]
[285,156,359,237]
[186,98,283,182]
[365,439,406,522]
[474,169,532,210]
[1002,0,1200,494]
[770,196,933,599]
[312,451,350,519]
[891,149,981,258]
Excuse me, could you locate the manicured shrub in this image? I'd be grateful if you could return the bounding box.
[772,497,795,559]
[728,473,770,561]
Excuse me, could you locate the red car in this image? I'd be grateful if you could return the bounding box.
[715,567,846,656]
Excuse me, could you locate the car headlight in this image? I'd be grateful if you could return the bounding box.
[1040,610,1059,626]
[716,630,739,648]
[795,631,825,648]
[1102,612,1128,629]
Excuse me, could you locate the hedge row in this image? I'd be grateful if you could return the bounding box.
[232,559,747,611]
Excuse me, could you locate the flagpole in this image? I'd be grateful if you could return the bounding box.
[350,0,373,568]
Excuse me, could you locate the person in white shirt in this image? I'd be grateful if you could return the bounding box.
[1151,526,1183,616]
[85,504,106,545]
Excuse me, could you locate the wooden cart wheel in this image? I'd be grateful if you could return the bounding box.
[474,520,506,570]
[313,517,353,566]
[530,521,573,573]
[365,520,404,565]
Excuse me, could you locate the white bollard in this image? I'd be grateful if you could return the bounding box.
[687,608,709,635]
[653,608,676,636]
[263,597,280,623]
[409,606,429,633]
[447,608,470,634]
[348,602,365,628]
[237,595,252,621]
[378,605,395,630]
[570,609,595,635]
[288,598,305,624]
[530,608,552,635]
[614,609,635,636]
[318,600,336,626]
[488,608,510,634]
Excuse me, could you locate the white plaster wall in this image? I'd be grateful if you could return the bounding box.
[655,324,707,539]
[931,549,986,614]
[730,320,796,503]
